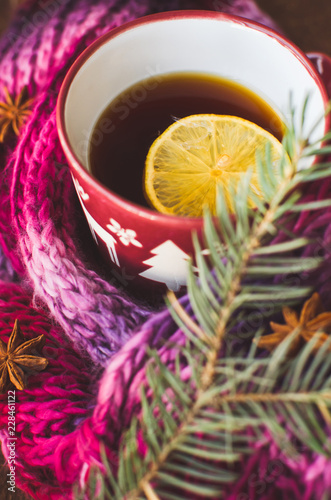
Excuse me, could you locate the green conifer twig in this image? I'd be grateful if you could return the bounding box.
[76,99,331,500]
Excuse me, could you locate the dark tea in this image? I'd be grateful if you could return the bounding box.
[89,72,284,207]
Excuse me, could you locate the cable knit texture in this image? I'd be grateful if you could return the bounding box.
[0,1,331,499]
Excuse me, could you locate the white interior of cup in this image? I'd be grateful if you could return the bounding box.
[64,14,326,168]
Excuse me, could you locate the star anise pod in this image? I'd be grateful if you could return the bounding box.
[0,86,33,142]
[0,319,48,393]
[253,293,331,356]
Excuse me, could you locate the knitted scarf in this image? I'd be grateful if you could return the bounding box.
[0,1,330,499]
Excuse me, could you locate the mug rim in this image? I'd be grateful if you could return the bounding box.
[56,9,330,224]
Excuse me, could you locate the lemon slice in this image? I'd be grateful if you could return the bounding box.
[144,114,287,217]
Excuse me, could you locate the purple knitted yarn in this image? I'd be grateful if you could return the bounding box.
[205,0,281,29]
[0,245,16,283]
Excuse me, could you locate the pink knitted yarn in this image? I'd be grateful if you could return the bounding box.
[1,1,331,500]
[0,281,97,499]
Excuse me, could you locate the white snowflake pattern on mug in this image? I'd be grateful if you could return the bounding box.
[106,218,143,247]
[73,177,90,201]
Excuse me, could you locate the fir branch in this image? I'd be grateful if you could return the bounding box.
[77,99,331,500]
[79,333,331,499]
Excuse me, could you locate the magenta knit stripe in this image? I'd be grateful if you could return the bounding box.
[11,98,151,364]
[0,282,96,499]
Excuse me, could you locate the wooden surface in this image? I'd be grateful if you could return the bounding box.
[0,1,331,499]
[257,0,331,55]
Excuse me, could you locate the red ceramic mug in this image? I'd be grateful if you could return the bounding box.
[57,11,331,293]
